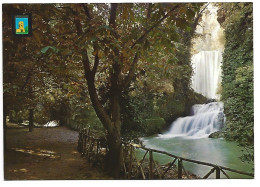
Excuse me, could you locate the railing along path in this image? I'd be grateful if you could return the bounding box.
[77,128,254,179]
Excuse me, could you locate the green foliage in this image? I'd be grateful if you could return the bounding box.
[220,3,253,163]
[143,117,165,135]
[240,145,254,165]
[66,106,104,132]
[120,86,206,138]
[8,110,29,123]
[120,4,206,138]
[41,46,59,54]
[120,91,154,136]
[3,3,204,140]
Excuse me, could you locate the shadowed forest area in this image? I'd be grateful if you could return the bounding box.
[2,2,253,180]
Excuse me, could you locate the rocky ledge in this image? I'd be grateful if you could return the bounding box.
[208,131,224,138]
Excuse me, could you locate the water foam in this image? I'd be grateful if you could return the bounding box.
[159,102,224,139]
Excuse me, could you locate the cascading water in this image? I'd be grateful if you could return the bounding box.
[159,102,225,138]
[160,49,224,138]
[140,5,253,178]
[161,50,224,138]
[159,4,225,138]
[191,51,222,100]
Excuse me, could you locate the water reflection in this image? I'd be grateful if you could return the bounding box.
[141,136,253,178]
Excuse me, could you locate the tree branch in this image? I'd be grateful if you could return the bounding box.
[21,71,32,91]
[72,11,83,35]
[122,4,180,89]
[146,3,152,20]
[199,3,210,15]
[190,3,209,36]
[70,5,112,131]
[92,43,99,75]
[82,4,92,20]
[109,3,118,28]
[82,50,112,132]
[82,52,92,75]
[21,62,37,91]
[120,52,139,89]
[131,4,180,49]
[82,4,100,76]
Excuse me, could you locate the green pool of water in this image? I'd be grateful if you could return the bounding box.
[137,136,253,179]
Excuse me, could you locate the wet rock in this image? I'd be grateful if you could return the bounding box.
[206,99,217,104]
[208,131,224,138]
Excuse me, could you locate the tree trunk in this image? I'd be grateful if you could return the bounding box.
[106,128,122,178]
[105,80,122,178]
[29,109,34,132]
[3,104,7,150]
[84,72,122,178]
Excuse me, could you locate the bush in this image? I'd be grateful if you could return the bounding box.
[143,117,166,135]
[220,3,253,163]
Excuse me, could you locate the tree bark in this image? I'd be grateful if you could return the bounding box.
[106,125,122,178]
[29,109,34,132]
[106,69,122,177]
[3,103,7,150]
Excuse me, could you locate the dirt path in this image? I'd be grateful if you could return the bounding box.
[4,126,111,180]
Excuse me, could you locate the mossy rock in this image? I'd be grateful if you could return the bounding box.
[208,131,224,138]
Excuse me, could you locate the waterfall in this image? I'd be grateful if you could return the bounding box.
[191,51,222,100]
[160,50,224,138]
[158,5,225,139]
[159,102,225,138]
[190,4,224,100]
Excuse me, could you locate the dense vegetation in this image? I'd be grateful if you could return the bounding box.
[218,3,253,163]
[3,3,207,177]
[3,2,254,177]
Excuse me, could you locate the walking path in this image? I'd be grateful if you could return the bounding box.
[4,125,110,180]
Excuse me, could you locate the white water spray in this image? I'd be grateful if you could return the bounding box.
[159,102,224,138]
[191,51,222,99]
[158,4,225,139]
[190,4,224,100]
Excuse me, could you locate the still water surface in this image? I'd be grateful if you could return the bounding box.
[138,136,253,179]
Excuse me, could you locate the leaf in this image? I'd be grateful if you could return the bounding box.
[41,46,59,54]
[98,25,113,31]
[186,9,195,21]
[175,18,188,30]
[186,26,192,32]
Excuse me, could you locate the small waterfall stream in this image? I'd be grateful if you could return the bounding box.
[159,102,224,138]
